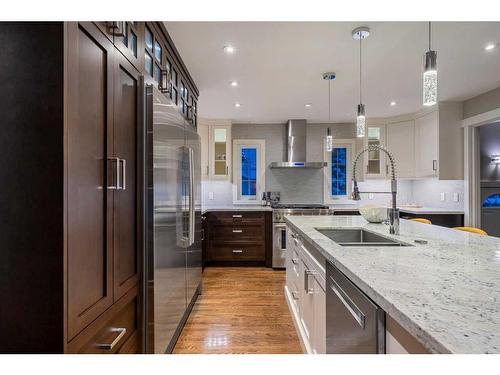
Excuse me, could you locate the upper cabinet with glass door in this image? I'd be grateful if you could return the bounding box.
[364,124,387,179]
[210,125,232,179]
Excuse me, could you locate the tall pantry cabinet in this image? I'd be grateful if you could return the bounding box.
[0,22,144,353]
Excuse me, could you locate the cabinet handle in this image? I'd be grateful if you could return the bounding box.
[432,159,437,171]
[291,258,299,265]
[386,164,389,175]
[232,249,243,253]
[226,166,229,175]
[232,229,243,233]
[206,165,209,175]
[107,157,121,190]
[106,22,127,37]
[232,214,243,218]
[304,270,316,294]
[291,291,299,300]
[120,158,126,190]
[96,327,127,350]
[201,228,205,241]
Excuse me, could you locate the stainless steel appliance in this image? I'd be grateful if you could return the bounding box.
[326,261,385,353]
[269,119,327,169]
[272,204,333,268]
[144,85,202,354]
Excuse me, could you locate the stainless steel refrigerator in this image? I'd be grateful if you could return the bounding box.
[144,84,202,354]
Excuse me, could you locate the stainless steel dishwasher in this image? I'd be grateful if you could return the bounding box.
[326,261,385,354]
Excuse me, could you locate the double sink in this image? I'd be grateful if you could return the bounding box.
[316,228,411,247]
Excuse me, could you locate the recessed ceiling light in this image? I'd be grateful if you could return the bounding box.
[234,103,241,108]
[305,104,312,108]
[484,43,497,51]
[390,101,397,106]
[223,45,235,54]
[230,81,238,87]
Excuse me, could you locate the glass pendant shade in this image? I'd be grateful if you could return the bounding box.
[326,128,333,152]
[423,50,437,106]
[356,104,365,138]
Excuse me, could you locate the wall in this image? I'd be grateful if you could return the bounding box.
[463,86,500,119]
[479,122,500,181]
[411,179,465,209]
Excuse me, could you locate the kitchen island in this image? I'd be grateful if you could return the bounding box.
[285,215,500,354]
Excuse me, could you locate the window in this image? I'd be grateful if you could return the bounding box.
[324,139,355,203]
[145,27,153,50]
[145,52,153,76]
[154,41,162,61]
[233,139,266,204]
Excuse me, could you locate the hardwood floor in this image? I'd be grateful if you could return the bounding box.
[173,267,303,354]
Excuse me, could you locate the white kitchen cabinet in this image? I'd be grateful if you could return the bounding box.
[364,124,387,179]
[386,120,415,179]
[197,119,232,181]
[198,124,209,179]
[415,111,438,178]
[285,227,326,354]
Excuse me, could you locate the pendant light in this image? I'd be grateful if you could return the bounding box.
[423,22,438,106]
[323,72,336,152]
[352,27,370,138]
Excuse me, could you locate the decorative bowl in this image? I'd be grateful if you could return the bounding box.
[359,204,388,223]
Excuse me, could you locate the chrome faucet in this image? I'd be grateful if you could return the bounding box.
[351,145,400,235]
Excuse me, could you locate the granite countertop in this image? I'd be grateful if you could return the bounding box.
[285,215,500,354]
[202,204,272,214]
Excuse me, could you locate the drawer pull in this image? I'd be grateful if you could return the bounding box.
[96,327,127,350]
[232,214,243,218]
[232,229,243,233]
[232,249,243,253]
[291,291,299,300]
[291,258,299,264]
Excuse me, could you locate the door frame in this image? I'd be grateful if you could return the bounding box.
[462,107,500,227]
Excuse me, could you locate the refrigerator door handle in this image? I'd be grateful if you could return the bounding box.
[188,147,195,246]
[107,157,121,190]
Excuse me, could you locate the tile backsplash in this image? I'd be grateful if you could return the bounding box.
[201,178,464,209]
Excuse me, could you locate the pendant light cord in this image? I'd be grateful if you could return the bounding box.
[428,21,431,51]
[359,37,362,103]
[328,79,331,122]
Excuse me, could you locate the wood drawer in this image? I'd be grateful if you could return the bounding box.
[67,287,139,354]
[209,211,265,225]
[211,224,264,242]
[210,243,265,261]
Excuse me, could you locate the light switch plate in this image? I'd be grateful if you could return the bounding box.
[368,193,374,200]
[440,192,446,202]
[209,192,214,200]
[453,193,460,202]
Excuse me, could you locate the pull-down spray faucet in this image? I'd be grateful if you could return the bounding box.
[351,145,400,235]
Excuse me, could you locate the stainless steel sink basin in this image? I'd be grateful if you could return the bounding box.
[316,228,411,247]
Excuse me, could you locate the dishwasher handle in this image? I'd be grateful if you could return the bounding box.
[329,278,366,329]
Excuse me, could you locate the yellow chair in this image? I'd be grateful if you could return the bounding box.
[410,218,432,225]
[453,227,488,236]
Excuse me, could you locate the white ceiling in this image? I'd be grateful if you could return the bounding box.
[165,22,500,123]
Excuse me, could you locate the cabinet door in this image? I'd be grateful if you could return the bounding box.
[113,50,142,301]
[114,22,143,72]
[415,111,438,178]
[364,125,387,179]
[66,22,114,339]
[198,125,209,179]
[313,279,326,354]
[386,120,415,178]
[209,125,231,180]
[300,260,315,350]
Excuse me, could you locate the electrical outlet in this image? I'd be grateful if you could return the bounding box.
[440,192,446,202]
[453,193,460,203]
[209,192,214,200]
[368,193,374,200]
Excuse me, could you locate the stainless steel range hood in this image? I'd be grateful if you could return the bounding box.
[270,119,327,168]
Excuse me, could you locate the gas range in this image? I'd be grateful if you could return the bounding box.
[272,203,334,223]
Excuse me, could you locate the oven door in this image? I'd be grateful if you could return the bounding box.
[273,223,287,268]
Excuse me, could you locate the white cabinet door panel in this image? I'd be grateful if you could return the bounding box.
[415,111,438,178]
[386,120,415,178]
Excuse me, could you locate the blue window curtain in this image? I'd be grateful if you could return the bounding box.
[241,147,257,196]
[331,147,347,196]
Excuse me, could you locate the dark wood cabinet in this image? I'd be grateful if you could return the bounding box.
[203,211,272,266]
[0,20,196,354]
